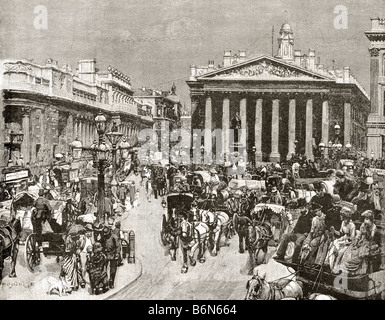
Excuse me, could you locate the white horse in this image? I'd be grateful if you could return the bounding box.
[179,219,210,273]
[245,270,303,300]
[192,208,231,256]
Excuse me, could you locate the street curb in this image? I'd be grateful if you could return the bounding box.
[104,257,143,300]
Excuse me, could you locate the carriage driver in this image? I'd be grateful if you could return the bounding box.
[32,189,53,250]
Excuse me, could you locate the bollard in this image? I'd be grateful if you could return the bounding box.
[128,230,135,263]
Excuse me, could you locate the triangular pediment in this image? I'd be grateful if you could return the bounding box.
[197,55,333,81]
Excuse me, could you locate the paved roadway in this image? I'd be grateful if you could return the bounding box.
[114,176,279,300]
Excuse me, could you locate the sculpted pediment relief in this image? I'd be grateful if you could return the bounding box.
[200,58,328,80]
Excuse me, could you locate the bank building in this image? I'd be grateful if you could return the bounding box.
[187,22,370,163]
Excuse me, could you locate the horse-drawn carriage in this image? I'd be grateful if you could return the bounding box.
[160,193,195,249]
[273,203,385,299]
[22,193,68,272]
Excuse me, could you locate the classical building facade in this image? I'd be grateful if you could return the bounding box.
[134,83,189,162]
[0,58,154,178]
[187,22,370,163]
[366,17,385,159]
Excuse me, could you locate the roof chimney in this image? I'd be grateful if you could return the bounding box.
[223,50,232,67]
[78,59,97,83]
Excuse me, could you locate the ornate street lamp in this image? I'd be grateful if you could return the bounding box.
[318,142,325,159]
[334,123,341,137]
[200,145,205,164]
[105,122,123,181]
[95,111,107,142]
[71,137,83,159]
[93,112,110,224]
[251,146,256,167]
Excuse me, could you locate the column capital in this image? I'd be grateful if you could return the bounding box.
[22,106,31,116]
[369,47,380,57]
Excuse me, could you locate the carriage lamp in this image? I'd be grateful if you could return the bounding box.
[161,198,167,208]
[71,137,83,159]
[95,111,107,136]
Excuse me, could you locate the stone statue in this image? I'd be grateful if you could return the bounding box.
[231,112,242,145]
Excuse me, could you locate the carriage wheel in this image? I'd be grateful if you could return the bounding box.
[160,215,168,246]
[24,233,41,272]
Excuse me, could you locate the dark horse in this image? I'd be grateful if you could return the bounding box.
[245,222,273,275]
[0,217,22,283]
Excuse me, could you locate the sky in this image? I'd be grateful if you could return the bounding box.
[1,0,384,107]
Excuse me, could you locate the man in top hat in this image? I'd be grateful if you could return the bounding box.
[32,189,53,249]
[191,175,202,195]
[101,225,120,289]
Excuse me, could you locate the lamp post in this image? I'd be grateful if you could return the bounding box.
[71,137,83,160]
[5,131,24,166]
[251,146,256,168]
[105,122,123,182]
[318,142,325,159]
[93,111,110,224]
[200,145,205,165]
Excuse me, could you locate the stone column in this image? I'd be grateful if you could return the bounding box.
[305,98,314,161]
[222,97,230,157]
[322,99,329,157]
[21,107,31,163]
[270,99,280,162]
[73,118,78,140]
[239,97,247,159]
[79,120,84,144]
[255,98,263,162]
[204,96,212,158]
[369,48,380,114]
[344,101,351,146]
[287,98,296,160]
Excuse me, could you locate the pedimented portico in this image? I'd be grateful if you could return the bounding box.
[187,22,370,164]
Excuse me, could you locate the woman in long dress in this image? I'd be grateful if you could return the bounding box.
[60,227,87,291]
[328,207,356,272]
[333,210,378,275]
